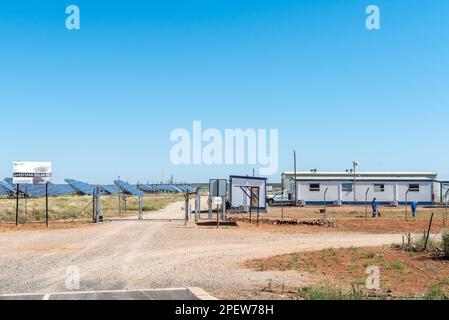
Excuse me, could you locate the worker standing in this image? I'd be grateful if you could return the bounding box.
[411,201,418,219]
[371,197,378,218]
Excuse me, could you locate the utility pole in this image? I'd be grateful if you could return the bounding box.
[352,161,359,202]
[294,150,297,206]
[281,183,284,221]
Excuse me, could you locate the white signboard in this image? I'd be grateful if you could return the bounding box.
[13,162,52,184]
[213,197,223,205]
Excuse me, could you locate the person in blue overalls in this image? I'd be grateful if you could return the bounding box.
[371,197,378,218]
[411,201,418,219]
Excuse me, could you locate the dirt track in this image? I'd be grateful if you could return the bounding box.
[0,201,404,299]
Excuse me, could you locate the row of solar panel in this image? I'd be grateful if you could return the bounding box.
[0,178,195,197]
[65,179,120,196]
[2,179,76,197]
[1,179,117,197]
[114,180,144,197]
[138,184,195,193]
[0,180,13,195]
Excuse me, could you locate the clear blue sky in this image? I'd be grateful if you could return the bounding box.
[0,0,448,183]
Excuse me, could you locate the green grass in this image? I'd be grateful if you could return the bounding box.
[358,251,376,259]
[256,262,268,271]
[321,248,337,256]
[385,260,405,270]
[423,283,449,300]
[298,282,449,300]
[347,265,358,271]
[288,253,301,270]
[398,232,442,252]
[298,284,364,300]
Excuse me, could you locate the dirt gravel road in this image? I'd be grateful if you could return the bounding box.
[0,201,403,299]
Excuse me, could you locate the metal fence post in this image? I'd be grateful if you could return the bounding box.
[323,187,328,221]
[184,191,189,226]
[208,197,212,220]
[365,187,370,221]
[444,189,449,227]
[138,196,143,220]
[94,186,101,223]
[405,189,410,221]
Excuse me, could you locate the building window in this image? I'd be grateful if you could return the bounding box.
[374,184,385,192]
[342,183,353,192]
[309,184,320,192]
[409,184,420,192]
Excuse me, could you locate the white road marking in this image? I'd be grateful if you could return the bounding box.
[0,287,217,300]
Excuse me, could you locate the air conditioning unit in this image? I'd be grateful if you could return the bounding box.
[389,201,398,207]
[333,200,341,206]
[297,199,306,206]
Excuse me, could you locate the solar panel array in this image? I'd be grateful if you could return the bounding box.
[48,184,76,196]
[100,185,119,195]
[1,178,194,197]
[0,180,15,193]
[65,179,121,196]
[137,184,196,193]
[0,185,11,195]
[2,179,76,197]
[138,185,155,192]
[23,185,49,197]
[114,180,144,196]
[65,179,95,196]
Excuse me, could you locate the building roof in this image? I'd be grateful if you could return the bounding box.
[282,171,438,180]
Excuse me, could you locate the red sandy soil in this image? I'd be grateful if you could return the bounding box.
[229,209,448,234]
[229,217,447,234]
[246,246,449,298]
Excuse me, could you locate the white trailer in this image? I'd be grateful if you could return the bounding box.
[281,172,441,205]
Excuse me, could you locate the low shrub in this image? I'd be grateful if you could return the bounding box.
[298,284,364,300]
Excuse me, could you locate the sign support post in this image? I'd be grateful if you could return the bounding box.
[15,184,19,226]
[217,203,220,229]
[209,179,227,224]
[45,182,49,228]
[208,197,212,220]
[222,196,226,220]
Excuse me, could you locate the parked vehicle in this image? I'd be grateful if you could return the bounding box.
[266,190,291,205]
